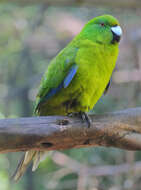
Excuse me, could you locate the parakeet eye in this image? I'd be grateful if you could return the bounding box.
[100,23,105,27]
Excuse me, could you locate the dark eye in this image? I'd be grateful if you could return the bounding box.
[100,23,105,27]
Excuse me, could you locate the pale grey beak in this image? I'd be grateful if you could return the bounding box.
[111,25,122,43]
[111,25,122,36]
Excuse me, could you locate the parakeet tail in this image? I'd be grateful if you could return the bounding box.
[12,150,47,181]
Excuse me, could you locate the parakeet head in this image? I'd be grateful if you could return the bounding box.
[80,15,122,45]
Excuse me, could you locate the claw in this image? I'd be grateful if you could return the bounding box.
[79,112,92,128]
[68,112,92,128]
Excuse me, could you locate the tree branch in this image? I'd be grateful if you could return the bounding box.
[1,107,141,153]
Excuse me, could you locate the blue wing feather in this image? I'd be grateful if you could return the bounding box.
[37,64,78,106]
[64,64,78,88]
[44,83,64,100]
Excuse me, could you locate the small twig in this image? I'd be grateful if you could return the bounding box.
[52,151,141,177]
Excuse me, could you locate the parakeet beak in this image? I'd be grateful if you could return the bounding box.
[111,25,122,43]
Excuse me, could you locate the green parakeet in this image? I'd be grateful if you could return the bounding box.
[13,14,122,181]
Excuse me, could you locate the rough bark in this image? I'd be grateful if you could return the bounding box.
[0,107,141,153]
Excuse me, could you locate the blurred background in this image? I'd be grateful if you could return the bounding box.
[0,1,141,190]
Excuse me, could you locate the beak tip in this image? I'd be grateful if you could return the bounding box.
[111,25,122,37]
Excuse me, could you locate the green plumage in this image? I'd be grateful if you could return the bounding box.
[35,15,120,116]
[13,14,122,181]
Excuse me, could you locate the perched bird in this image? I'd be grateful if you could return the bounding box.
[13,14,122,181]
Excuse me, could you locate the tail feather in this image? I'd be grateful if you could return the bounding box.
[32,151,48,171]
[13,150,48,181]
[13,150,36,182]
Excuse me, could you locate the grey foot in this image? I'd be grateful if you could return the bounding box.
[79,112,92,128]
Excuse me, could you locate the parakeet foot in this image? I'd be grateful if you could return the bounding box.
[79,112,92,128]
[68,112,92,127]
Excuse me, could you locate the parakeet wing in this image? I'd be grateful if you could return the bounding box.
[35,47,78,111]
